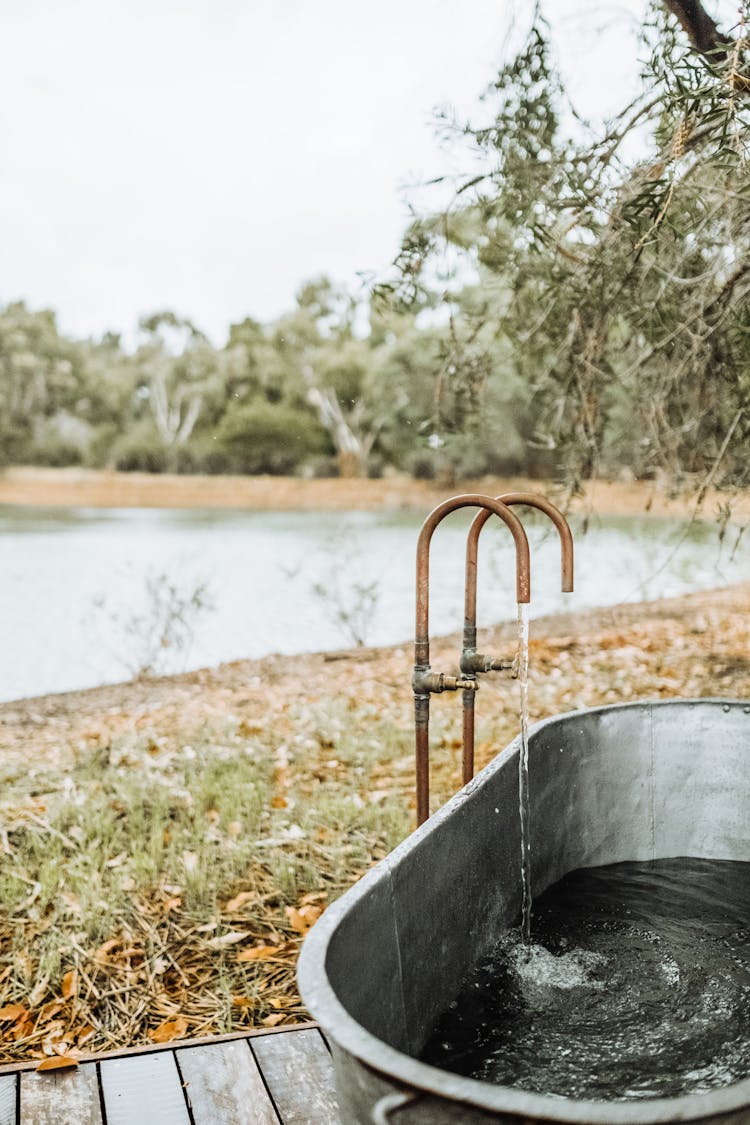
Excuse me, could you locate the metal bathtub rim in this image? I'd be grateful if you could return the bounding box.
[297,699,750,1124]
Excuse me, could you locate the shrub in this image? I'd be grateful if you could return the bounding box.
[213,400,329,475]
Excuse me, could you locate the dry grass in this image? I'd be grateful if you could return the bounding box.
[0,582,749,1062]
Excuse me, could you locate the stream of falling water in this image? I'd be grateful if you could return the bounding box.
[517,602,531,946]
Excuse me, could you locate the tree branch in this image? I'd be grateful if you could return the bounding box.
[663,0,732,59]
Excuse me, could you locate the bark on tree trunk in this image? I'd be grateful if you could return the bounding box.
[663,0,732,59]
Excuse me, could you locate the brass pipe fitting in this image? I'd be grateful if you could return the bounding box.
[412,668,479,695]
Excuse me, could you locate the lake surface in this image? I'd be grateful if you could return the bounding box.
[1,505,748,703]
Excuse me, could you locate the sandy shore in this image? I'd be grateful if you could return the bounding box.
[1,465,747,520]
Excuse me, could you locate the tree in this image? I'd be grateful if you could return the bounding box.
[381,1,750,502]
[135,312,220,470]
[272,278,390,477]
[0,302,83,464]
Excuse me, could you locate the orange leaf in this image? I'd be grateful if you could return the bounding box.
[286,905,320,933]
[36,1056,79,1072]
[0,1004,27,1022]
[38,1001,64,1025]
[270,796,287,809]
[224,891,255,913]
[261,1013,284,1028]
[148,1017,188,1044]
[285,906,307,934]
[237,944,285,963]
[231,996,254,1008]
[299,903,323,927]
[94,938,120,962]
[76,1025,95,1047]
[61,970,78,1000]
[13,1019,34,1041]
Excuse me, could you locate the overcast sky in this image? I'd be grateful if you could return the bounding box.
[2,0,656,345]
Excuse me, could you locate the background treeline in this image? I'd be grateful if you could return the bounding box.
[0,284,549,482]
[4,0,750,492]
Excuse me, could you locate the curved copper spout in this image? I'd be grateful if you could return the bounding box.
[464,492,573,628]
[414,494,531,825]
[461,491,574,784]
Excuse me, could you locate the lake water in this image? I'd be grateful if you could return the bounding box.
[1,505,748,703]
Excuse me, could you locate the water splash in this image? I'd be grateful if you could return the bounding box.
[421,858,750,1101]
[511,944,606,997]
[517,602,531,945]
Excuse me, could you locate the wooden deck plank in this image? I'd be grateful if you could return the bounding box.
[177,1040,280,1125]
[251,1029,339,1124]
[20,1064,101,1124]
[0,1022,319,1076]
[0,1075,15,1125]
[99,1054,190,1125]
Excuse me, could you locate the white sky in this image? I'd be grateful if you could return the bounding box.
[0,0,674,345]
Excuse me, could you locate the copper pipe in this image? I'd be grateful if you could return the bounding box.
[461,492,574,784]
[414,494,531,826]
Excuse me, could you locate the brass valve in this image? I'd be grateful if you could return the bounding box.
[412,669,479,695]
[460,650,515,675]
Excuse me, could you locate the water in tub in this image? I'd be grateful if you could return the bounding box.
[421,858,750,1100]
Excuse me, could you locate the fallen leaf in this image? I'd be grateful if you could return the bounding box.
[148,1017,188,1043]
[38,1001,64,1024]
[13,1019,34,1041]
[94,938,120,962]
[237,944,286,963]
[224,890,255,913]
[285,904,321,934]
[206,931,250,950]
[285,906,307,934]
[261,1013,284,1027]
[36,1056,78,1072]
[299,903,323,927]
[76,1025,95,1047]
[0,1004,27,1022]
[61,970,78,1000]
[231,995,254,1008]
[270,796,287,809]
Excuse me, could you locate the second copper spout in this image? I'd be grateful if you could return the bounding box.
[461,492,574,784]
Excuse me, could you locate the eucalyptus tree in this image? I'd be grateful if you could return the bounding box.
[135,311,222,469]
[382,0,750,503]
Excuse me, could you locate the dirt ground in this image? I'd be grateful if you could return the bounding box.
[2,581,749,789]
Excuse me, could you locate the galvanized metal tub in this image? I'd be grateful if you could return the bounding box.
[298,699,750,1124]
